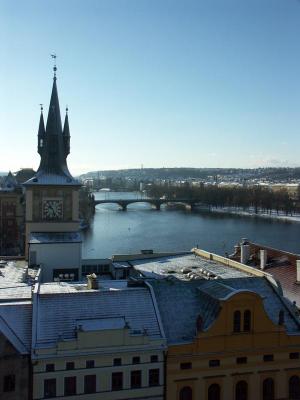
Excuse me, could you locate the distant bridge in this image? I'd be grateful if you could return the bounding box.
[93,198,209,211]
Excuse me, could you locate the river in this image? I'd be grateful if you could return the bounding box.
[81,191,300,258]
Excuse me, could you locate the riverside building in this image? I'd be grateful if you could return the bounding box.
[115,251,300,400]
[23,65,82,282]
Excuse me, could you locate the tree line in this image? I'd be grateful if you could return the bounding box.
[146,183,300,215]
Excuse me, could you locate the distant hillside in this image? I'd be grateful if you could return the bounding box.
[78,167,300,183]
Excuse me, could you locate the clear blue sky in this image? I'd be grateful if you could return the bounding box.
[1,0,300,174]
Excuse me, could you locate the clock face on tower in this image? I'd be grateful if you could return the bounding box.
[42,199,63,220]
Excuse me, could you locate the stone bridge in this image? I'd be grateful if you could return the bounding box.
[93,198,207,211]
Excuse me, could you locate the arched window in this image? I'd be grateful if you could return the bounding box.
[289,376,300,399]
[233,311,241,332]
[235,380,248,400]
[263,378,274,400]
[208,383,220,400]
[243,310,251,332]
[179,386,192,400]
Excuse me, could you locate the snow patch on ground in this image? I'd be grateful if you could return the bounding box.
[210,207,300,223]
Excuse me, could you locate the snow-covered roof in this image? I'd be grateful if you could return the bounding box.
[0,302,32,353]
[35,284,163,348]
[150,277,300,344]
[0,260,33,301]
[77,317,126,331]
[30,232,82,244]
[131,254,251,281]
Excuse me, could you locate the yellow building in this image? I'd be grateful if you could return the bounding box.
[166,289,300,400]
[131,251,300,400]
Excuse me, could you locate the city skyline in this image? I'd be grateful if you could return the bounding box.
[2,0,300,174]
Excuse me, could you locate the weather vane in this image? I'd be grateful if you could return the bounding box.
[51,53,57,76]
[39,103,43,112]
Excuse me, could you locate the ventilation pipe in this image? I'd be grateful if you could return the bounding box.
[297,261,300,283]
[240,239,250,264]
[87,273,99,290]
[260,249,267,270]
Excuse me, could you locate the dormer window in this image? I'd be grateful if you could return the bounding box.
[233,310,252,333]
[40,139,43,147]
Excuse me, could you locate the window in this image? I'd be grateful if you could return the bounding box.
[132,356,140,364]
[233,311,241,332]
[113,358,122,366]
[263,378,274,400]
[44,379,56,398]
[149,368,160,386]
[236,357,247,364]
[180,362,192,369]
[84,375,96,394]
[131,370,142,388]
[46,363,55,372]
[208,383,220,400]
[151,355,158,363]
[209,359,220,367]
[3,375,15,392]
[66,362,75,370]
[263,354,274,362]
[243,310,251,332]
[235,380,248,400]
[290,352,300,360]
[112,372,123,391]
[86,360,95,368]
[289,375,300,399]
[179,386,193,400]
[64,376,76,396]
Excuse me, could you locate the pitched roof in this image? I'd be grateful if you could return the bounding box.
[235,242,300,307]
[35,285,163,348]
[150,276,300,344]
[1,171,18,191]
[0,302,32,353]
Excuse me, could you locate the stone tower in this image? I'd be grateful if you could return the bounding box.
[24,67,82,282]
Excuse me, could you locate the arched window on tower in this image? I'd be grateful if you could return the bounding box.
[243,310,251,332]
[263,378,274,400]
[233,311,241,332]
[289,376,300,399]
[179,386,192,400]
[208,383,220,400]
[235,380,248,400]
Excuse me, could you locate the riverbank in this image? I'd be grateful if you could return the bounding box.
[210,206,300,223]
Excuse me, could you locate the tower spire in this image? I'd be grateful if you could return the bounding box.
[38,104,45,155]
[63,106,70,156]
[30,60,77,183]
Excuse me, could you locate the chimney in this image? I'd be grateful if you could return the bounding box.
[260,249,267,270]
[87,273,99,290]
[297,261,300,283]
[240,240,250,264]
